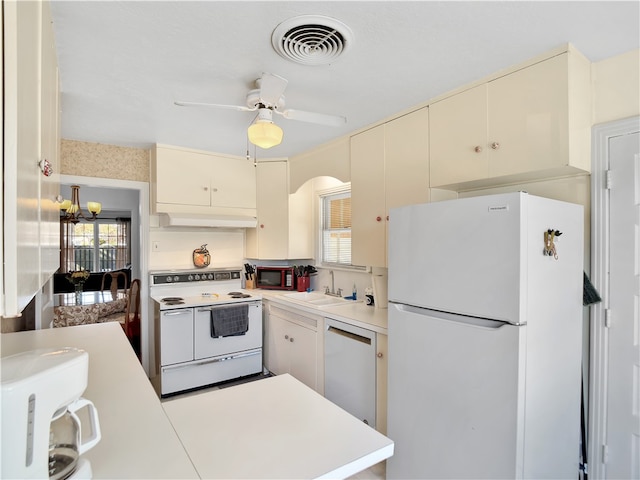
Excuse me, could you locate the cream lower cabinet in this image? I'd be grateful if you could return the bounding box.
[151,144,256,216]
[351,107,430,267]
[376,333,388,435]
[430,47,591,189]
[245,161,313,260]
[264,302,321,393]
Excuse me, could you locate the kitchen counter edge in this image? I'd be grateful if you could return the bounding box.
[258,290,388,335]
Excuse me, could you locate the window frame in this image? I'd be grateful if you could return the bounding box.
[318,185,365,270]
[60,217,131,273]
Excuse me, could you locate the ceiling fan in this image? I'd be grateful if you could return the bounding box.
[174,72,347,149]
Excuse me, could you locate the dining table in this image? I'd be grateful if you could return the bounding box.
[53,290,127,327]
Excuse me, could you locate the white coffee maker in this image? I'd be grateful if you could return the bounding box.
[1,347,101,480]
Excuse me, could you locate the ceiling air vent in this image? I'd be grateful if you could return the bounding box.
[271,15,353,66]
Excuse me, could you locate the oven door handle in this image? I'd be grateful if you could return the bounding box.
[162,309,192,316]
[161,349,261,372]
[197,302,260,312]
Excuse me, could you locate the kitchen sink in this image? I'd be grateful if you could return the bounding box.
[282,291,356,308]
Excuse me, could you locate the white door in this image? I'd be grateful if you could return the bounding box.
[590,117,640,479]
[606,130,640,479]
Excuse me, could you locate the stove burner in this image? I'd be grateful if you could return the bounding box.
[229,293,251,299]
[227,292,243,296]
[162,297,184,302]
[164,300,185,305]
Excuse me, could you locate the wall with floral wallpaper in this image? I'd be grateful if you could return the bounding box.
[60,139,150,181]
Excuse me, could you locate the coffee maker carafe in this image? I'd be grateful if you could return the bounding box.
[1,347,102,479]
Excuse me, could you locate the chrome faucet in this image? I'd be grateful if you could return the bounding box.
[330,270,335,294]
[325,271,342,297]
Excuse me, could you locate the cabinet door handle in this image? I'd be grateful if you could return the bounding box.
[212,187,218,193]
[203,186,209,191]
[491,142,500,150]
[377,352,384,358]
[386,215,389,221]
[474,146,483,153]
[290,337,294,343]
[284,334,289,340]
[376,216,382,222]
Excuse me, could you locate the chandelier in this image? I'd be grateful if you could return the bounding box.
[59,185,102,223]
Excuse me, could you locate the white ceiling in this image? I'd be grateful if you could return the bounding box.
[50,1,640,159]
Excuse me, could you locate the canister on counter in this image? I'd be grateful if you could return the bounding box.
[365,286,374,306]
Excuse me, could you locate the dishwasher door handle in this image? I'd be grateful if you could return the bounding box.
[326,326,372,345]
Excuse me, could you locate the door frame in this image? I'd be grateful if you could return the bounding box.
[60,174,151,375]
[588,115,640,478]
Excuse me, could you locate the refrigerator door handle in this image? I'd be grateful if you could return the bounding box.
[391,302,521,329]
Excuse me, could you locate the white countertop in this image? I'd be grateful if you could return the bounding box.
[163,374,394,479]
[2,323,393,479]
[1,323,198,479]
[259,290,389,334]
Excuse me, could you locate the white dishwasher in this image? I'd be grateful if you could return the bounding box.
[324,318,377,428]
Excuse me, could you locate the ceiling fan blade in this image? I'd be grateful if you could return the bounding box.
[278,108,347,127]
[174,101,256,112]
[258,72,288,106]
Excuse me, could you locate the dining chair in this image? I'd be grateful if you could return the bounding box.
[100,271,129,299]
[123,279,141,340]
[100,278,141,357]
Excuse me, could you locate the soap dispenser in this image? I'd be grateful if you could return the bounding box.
[352,283,357,300]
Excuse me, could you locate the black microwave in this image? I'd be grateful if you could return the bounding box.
[256,266,296,290]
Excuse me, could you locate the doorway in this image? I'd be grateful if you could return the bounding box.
[60,174,151,375]
[588,116,640,479]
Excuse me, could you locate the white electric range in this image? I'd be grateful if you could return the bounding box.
[150,268,263,397]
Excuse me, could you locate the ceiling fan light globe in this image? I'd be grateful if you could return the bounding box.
[247,121,283,149]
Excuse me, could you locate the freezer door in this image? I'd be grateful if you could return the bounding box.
[387,303,526,479]
[388,192,525,323]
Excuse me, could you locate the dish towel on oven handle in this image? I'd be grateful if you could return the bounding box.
[210,304,249,337]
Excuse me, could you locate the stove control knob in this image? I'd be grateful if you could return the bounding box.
[166,276,173,283]
[187,275,193,281]
[207,274,214,280]
[173,276,179,282]
[194,274,200,280]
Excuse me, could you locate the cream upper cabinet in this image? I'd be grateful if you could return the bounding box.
[2,0,60,317]
[245,161,313,260]
[351,125,386,268]
[429,84,489,186]
[151,145,256,216]
[39,0,62,282]
[351,108,430,268]
[430,49,591,189]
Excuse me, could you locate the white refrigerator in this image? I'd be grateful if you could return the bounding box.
[386,192,584,479]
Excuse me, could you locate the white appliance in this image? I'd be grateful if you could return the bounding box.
[1,347,101,480]
[324,318,377,428]
[386,192,584,479]
[150,268,263,397]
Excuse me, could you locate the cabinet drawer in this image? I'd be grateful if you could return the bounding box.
[269,304,319,330]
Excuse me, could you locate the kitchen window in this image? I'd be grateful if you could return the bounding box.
[60,218,131,272]
[321,189,352,267]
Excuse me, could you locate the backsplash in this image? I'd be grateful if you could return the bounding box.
[149,225,245,271]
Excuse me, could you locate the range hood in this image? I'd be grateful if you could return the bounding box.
[158,213,257,228]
